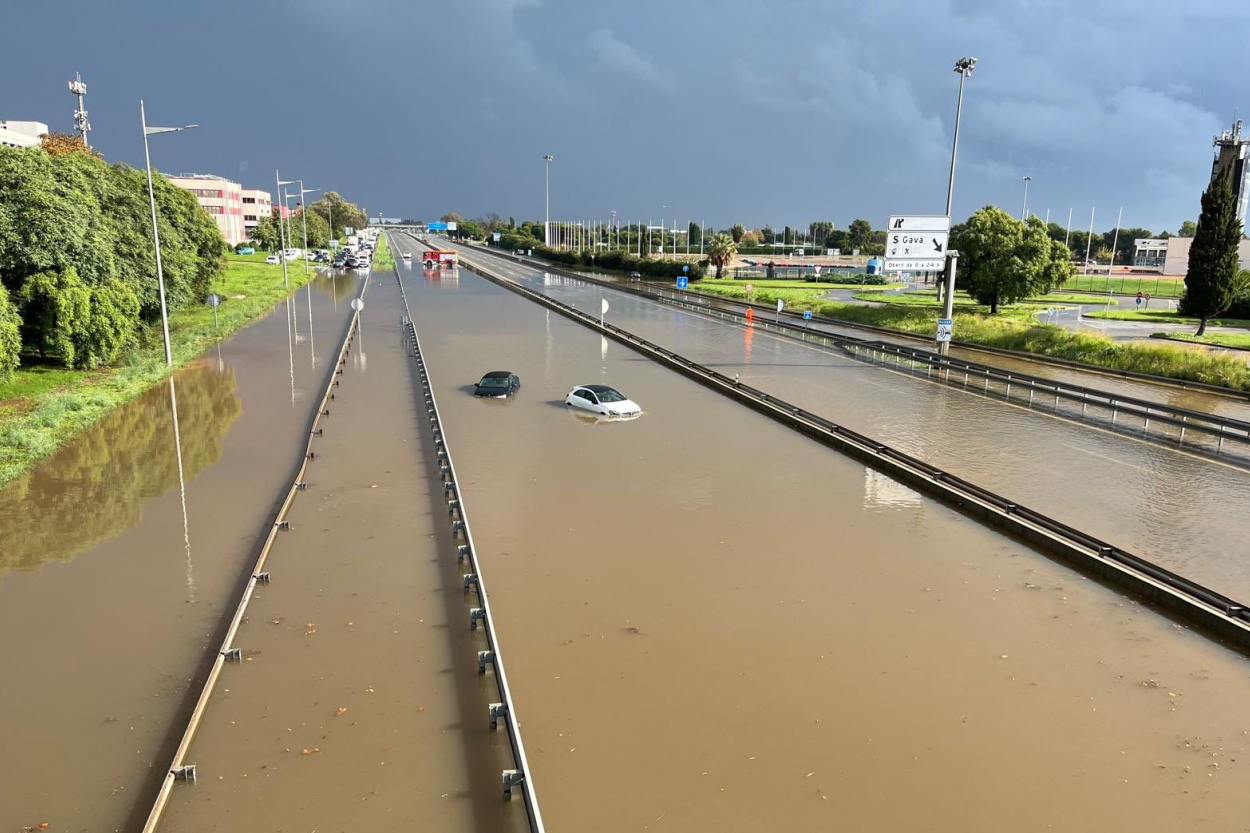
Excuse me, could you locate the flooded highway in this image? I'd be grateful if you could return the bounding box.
[0,272,362,833]
[158,272,526,833]
[413,237,1250,602]
[392,250,1250,832]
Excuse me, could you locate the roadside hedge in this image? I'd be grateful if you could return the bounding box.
[534,246,705,279]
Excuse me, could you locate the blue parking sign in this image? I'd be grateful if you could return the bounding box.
[677,276,688,289]
[803,310,813,320]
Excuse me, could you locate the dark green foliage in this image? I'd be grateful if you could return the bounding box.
[951,207,1074,313]
[307,191,367,238]
[1184,166,1243,335]
[535,246,704,279]
[0,145,226,370]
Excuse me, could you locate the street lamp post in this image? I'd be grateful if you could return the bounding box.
[276,174,296,288]
[141,100,198,366]
[295,182,320,276]
[543,155,553,247]
[1021,175,1033,221]
[938,56,977,355]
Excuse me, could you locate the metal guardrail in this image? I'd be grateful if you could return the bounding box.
[141,272,371,832]
[454,250,1250,651]
[391,249,547,832]
[438,241,1250,459]
[457,239,1250,403]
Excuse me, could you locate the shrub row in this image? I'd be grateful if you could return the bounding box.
[533,246,706,279]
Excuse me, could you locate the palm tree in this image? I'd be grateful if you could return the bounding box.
[707,233,737,279]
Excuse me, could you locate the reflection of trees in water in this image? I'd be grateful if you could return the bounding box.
[311,272,361,303]
[0,360,241,576]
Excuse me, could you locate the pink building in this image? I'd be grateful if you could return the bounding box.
[241,188,273,239]
[167,173,246,246]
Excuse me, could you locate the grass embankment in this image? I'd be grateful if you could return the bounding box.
[1082,309,1250,327]
[1158,332,1250,350]
[0,258,311,488]
[373,232,395,270]
[682,282,1250,392]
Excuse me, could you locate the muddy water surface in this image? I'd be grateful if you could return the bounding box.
[0,274,361,833]
[400,257,1250,832]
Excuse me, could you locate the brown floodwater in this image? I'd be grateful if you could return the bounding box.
[156,271,527,833]
[0,273,361,833]
[430,242,1250,602]
[392,245,1250,832]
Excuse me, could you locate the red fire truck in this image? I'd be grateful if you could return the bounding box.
[422,249,458,268]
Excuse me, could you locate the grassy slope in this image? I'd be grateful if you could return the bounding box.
[680,283,1250,392]
[1065,274,1185,298]
[1159,332,1250,350]
[1083,309,1250,327]
[0,258,311,488]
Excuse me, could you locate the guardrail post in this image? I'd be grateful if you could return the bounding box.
[502,769,525,799]
[478,649,495,674]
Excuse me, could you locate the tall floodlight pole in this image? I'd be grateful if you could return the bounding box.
[700,220,705,256]
[611,211,617,249]
[1084,207,1096,277]
[939,56,977,355]
[296,182,320,276]
[277,174,296,287]
[1021,175,1033,221]
[1064,207,1073,251]
[543,155,553,247]
[141,100,198,366]
[69,73,92,148]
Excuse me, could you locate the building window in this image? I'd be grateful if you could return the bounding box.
[243,197,256,204]
[187,187,224,198]
[205,205,223,214]
[244,214,257,222]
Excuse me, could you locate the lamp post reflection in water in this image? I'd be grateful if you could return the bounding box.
[285,297,296,408]
[306,282,316,368]
[167,376,195,602]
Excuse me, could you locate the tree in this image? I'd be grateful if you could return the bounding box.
[847,219,873,251]
[952,207,1073,313]
[457,219,483,239]
[249,215,282,251]
[40,131,102,159]
[440,212,466,224]
[688,221,702,246]
[1184,165,1243,335]
[308,191,366,238]
[730,223,745,243]
[809,221,834,247]
[740,230,761,247]
[1178,220,1198,237]
[706,233,737,278]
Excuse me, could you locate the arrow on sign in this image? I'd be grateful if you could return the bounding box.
[892,218,904,228]
[932,239,943,253]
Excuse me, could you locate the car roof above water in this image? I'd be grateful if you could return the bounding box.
[481,370,513,379]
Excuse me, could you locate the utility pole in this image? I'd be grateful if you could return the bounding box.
[68,72,91,148]
[1021,175,1033,221]
[277,174,296,287]
[543,155,553,247]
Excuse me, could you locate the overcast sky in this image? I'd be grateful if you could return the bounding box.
[5,0,1247,234]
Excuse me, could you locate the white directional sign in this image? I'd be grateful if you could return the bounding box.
[885,214,949,272]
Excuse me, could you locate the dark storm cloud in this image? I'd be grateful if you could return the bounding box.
[5,0,1246,233]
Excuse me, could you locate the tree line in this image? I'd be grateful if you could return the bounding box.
[0,136,228,379]
[247,191,368,252]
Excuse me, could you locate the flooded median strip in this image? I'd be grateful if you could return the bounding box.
[140,276,371,832]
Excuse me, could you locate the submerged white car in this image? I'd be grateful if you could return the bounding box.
[564,384,641,417]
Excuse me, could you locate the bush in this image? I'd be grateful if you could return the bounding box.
[13,267,136,369]
[0,284,20,380]
[1222,291,1250,319]
[532,246,705,279]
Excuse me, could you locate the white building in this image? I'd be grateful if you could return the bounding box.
[167,173,246,246]
[0,120,49,149]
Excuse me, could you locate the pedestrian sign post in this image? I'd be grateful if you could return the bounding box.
[776,297,784,322]
[682,264,689,273]
[207,293,221,328]
[1136,291,1143,306]
[803,309,813,323]
[677,276,688,290]
[936,317,953,343]
[1144,293,1152,308]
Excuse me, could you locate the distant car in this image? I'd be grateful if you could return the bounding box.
[237,247,255,255]
[345,256,360,268]
[628,271,642,281]
[474,371,521,398]
[402,251,412,259]
[564,384,641,417]
[265,254,281,265]
[314,252,330,263]
[284,248,302,259]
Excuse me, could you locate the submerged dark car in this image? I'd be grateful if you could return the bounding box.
[474,370,520,397]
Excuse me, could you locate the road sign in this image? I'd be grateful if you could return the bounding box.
[1135,296,1142,305]
[746,283,754,293]
[682,264,689,273]
[814,266,822,277]
[428,221,448,231]
[888,215,951,232]
[351,298,364,311]
[493,232,501,242]
[677,276,688,290]
[936,317,953,343]
[207,293,221,308]
[446,221,458,232]
[885,214,949,272]
[803,310,813,320]
[776,298,785,313]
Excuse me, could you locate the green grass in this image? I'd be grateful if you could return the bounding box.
[0,258,311,488]
[1064,274,1186,298]
[372,231,395,270]
[850,291,1078,313]
[703,278,906,290]
[680,283,1250,392]
[1082,309,1250,327]
[1157,332,1250,350]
